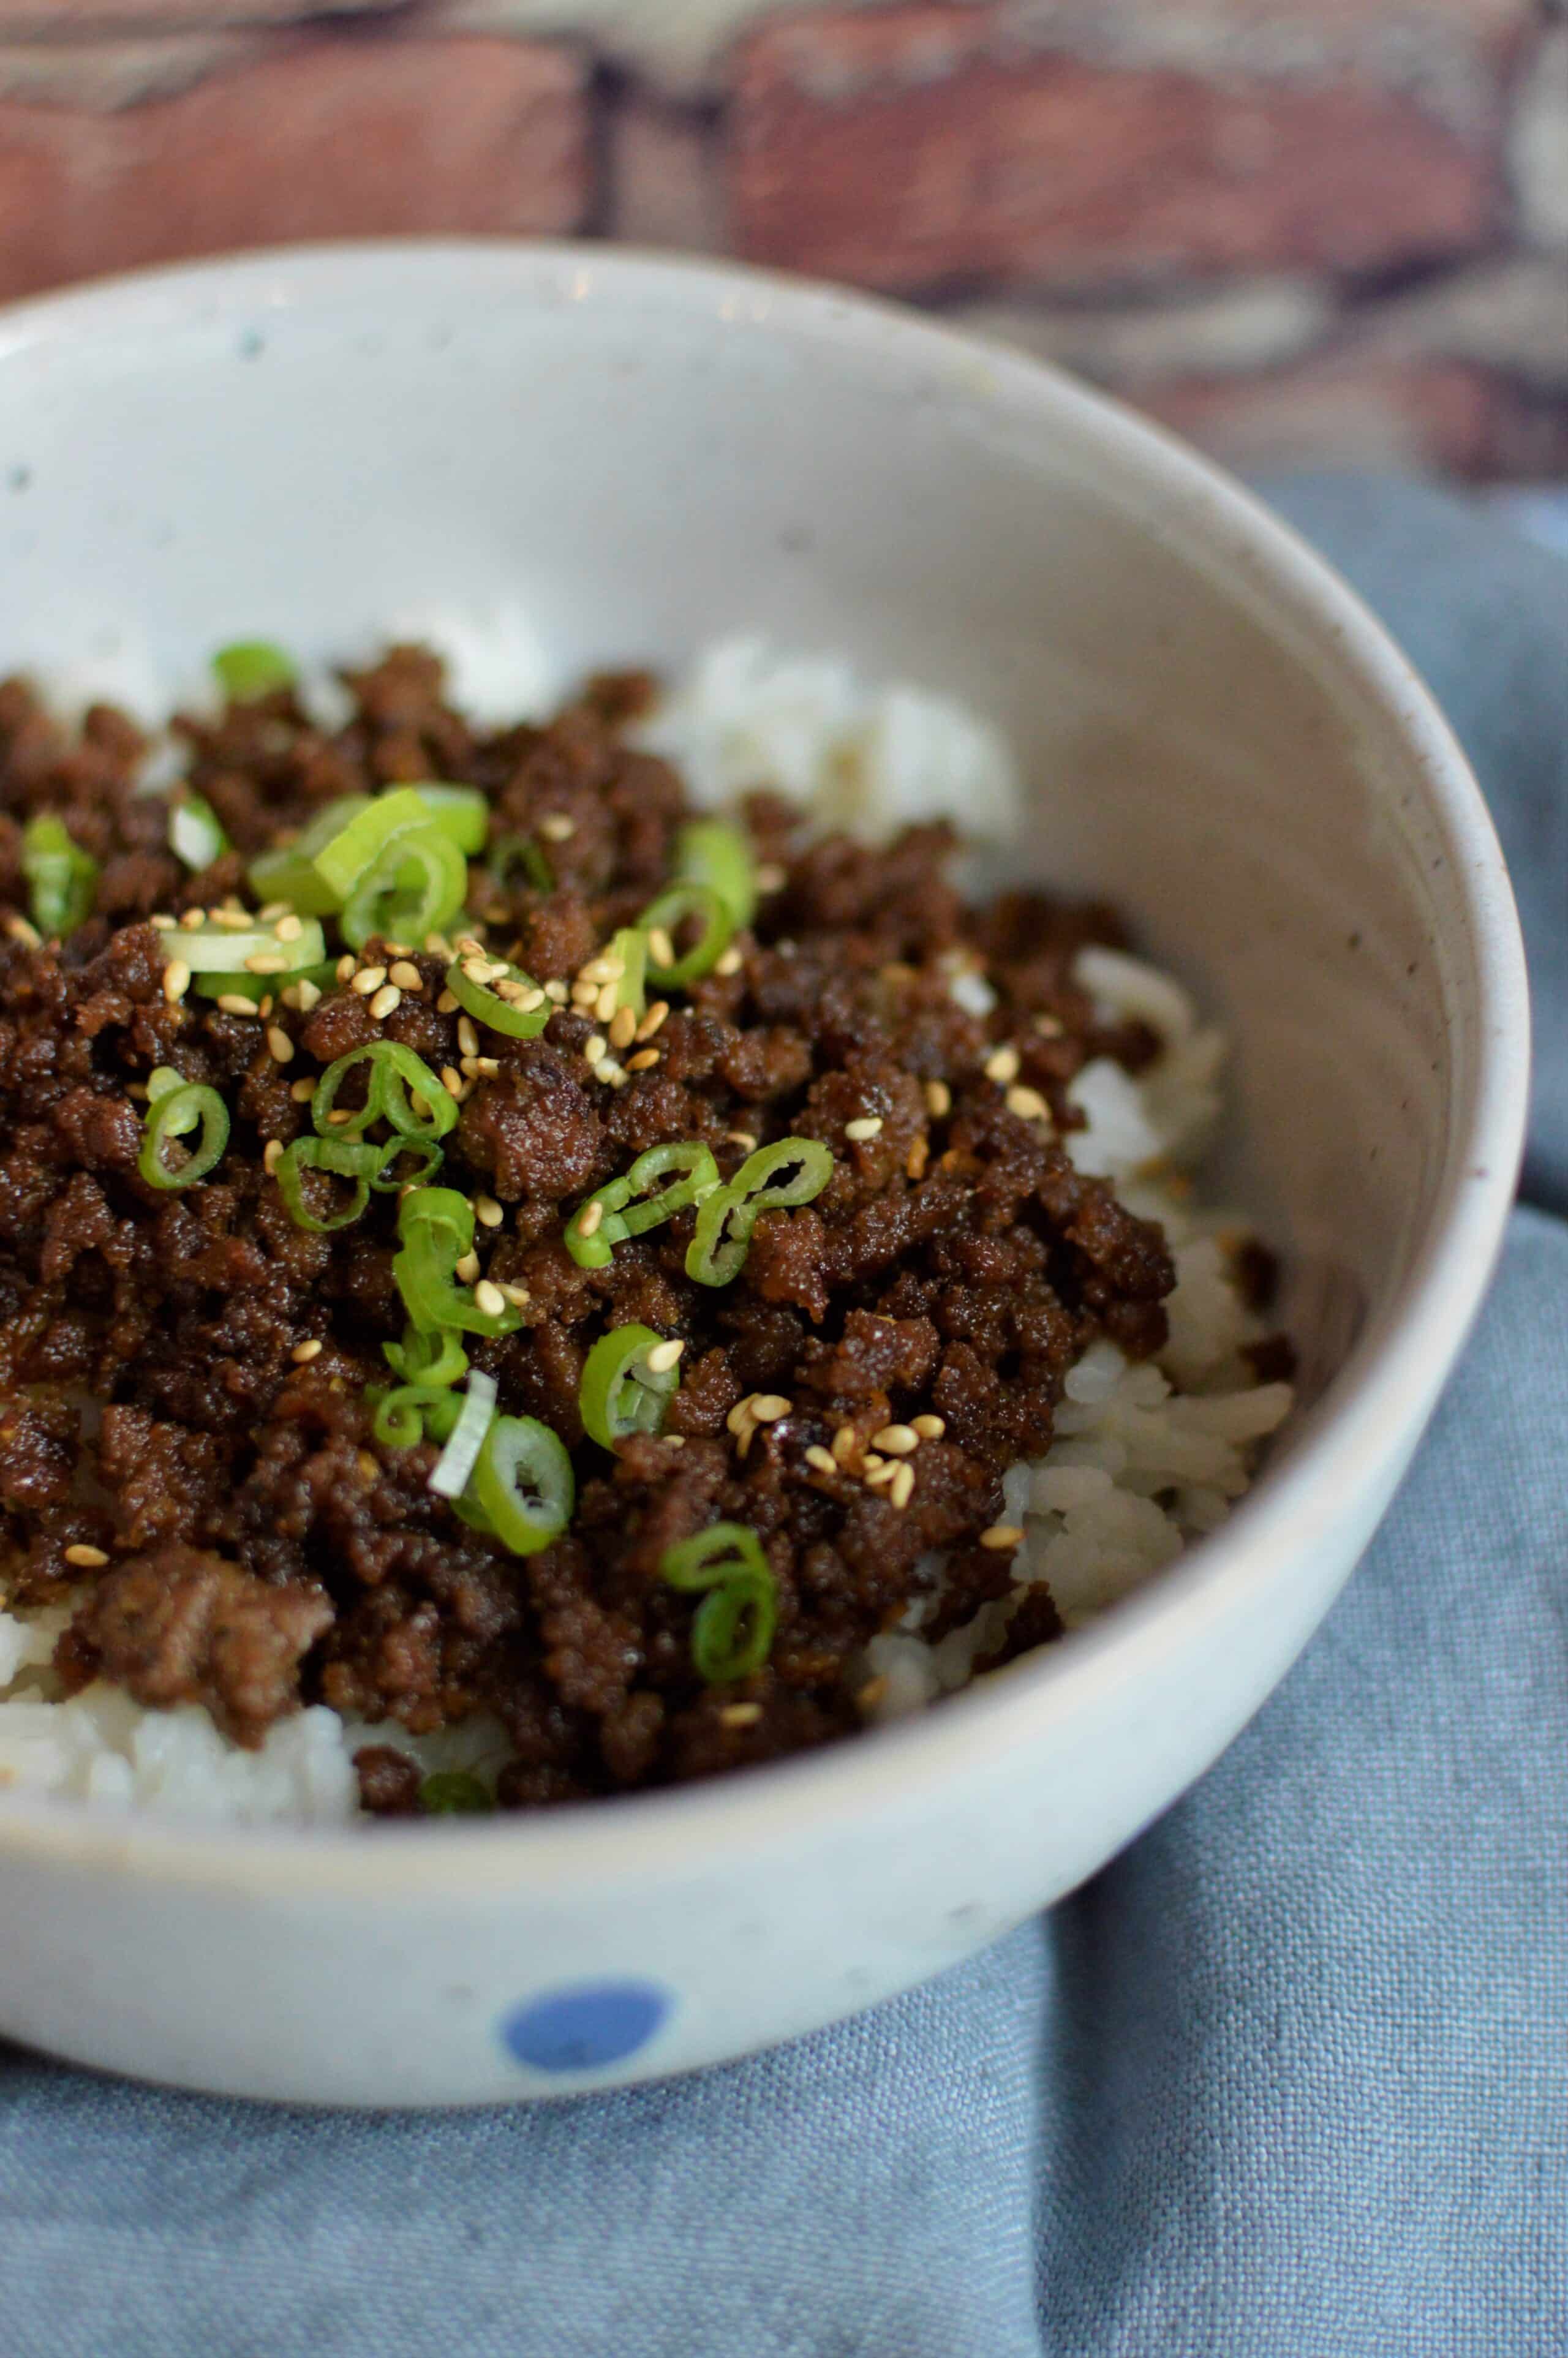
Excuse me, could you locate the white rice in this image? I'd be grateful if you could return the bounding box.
[0,638,1290,1820]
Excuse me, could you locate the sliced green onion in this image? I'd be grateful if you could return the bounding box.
[419,1771,491,1815]
[674,819,757,930]
[445,952,551,1042]
[275,1134,385,1232]
[429,1371,498,1499]
[190,959,339,1005]
[638,882,733,990]
[157,914,326,975]
[489,834,555,895]
[383,1324,468,1388]
[685,1136,834,1287]
[146,1065,184,1106]
[393,1186,524,1339]
[340,822,466,952]
[311,1042,456,1143]
[169,794,230,872]
[660,1523,777,1685]
[213,640,296,701]
[565,1141,722,1272]
[21,815,97,940]
[607,927,646,1020]
[462,1415,574,1557]
[410,783,488,856]
[370,1384,467,1450]
[311,788,437,902]
[247,794,370,914]
[138,1080,229,1191]
[579,1324,681,1449]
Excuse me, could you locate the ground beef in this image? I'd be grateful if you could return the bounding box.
[0,651,1183,1812]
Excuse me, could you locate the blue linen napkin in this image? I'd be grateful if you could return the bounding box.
[2,476,1564,2358]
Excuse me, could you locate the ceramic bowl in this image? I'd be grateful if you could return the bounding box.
[0,244,1528,2105]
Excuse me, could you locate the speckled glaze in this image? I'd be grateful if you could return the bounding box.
[0,245,1529,2106]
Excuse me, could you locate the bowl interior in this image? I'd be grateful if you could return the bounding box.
[0,244,1504,1444]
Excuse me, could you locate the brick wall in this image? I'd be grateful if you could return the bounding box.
[0,0,1563,476]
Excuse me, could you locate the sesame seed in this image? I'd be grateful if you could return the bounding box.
[216,993,258,1017]
[336,955,356,984]
[719,1701,763,1729]
[210,906,252,930]
[714,945,744,977]
[454,1250,481,1284]
[804,1445,838,1475]
[924,1079,952,1118]
[726,1130,759,1155]
[539,813,576,842]
[440,1066,464,1098]
[162,960,191,1004]
[725,1399,756,1436]
[858,1676,889,1711]
[750,1394,791,1423]
[474,1195,503,1228]
[326,1108,354,1125]
[576,1200,605,1240]
[64,1543,109,1568]
[494,978,527,1005]
[358,1452,379,1483]
[1006,1084,1050,1121]
[461,957,499,984]
[583,1034,606,1066]
[543,979,570,1004]
[626,1047,661,1072]
[289,1075,315,1102]
[984,1045,1021,1084]
[424,934,455,960]
[647,926,676,970]
[645,1338,685,1374]
[436,989,459,1015]
[472,1056,500,1078]
[455,936,486,959]
[456,1015,479,1058]
[369,984,401,1021]
[980,1524,1025,1551]
[907,1139,930,1180]
[257,903,290,923]
[497,1283,531,1309]
[276,913,304,941]
[845,1116,883,1142]
[911,1414,946,1440]
[864,1460,898,1488]
[266,1026,294,1064]
[579,957,617,987]
[1034,1012,1065,1038]
[872,1424,918,1456]
[755,862,786,892]
[608,1003,638,1050]
[291,1338,323,1363]
[889,1463,916,1510]
[263,1140,284,1175]
[5,914,42,948]
[636,1001,670,1041]
[388,960,423,991]
[571,981,601,1011]
[259,996,274,1019]
[831,1425,858,1463]
[474,1279,507,1319]
[592,981,617,1024]
[350,966,386,996]
[149,914,176,932]
[295,979,322,1012]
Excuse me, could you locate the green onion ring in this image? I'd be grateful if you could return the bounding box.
[579,1324,681,1449]
[674,819,758,930]
[685,1136,834,1288]
[383,1324,469,1388]
[419,1771,492,1815]
[638,881,733,990]
[247,794,370,915]
[409,783,488,856]
[660,1523,778,1685]
[21,815,97,940]
[459,1414,574,1557]
[339,823,467,953]
[168,794,230,872]
[393,1186,524,1339]
[488,834,555,895]
[213,640,296,701]
[138,1079,230,1191]
[158,914,327,975]
[445,953,551,1042]
[564,1141,722,1271]
[311,1042,456,1143]
[274,1134,386,1232]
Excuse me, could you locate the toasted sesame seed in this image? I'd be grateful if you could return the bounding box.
[714,945,744,977]
[980,1524,1025,1551]
[358,1452,379,1483]
[857,1676,889,1711]
[720,1701,763,1729]
[578,1035,605,1071]
[493,978,526,1005]
[474,1279,507,1319]
[266,1026,293,1064]
[295,979,322,1013]
[607,1003,638,1050]
[924,1079,952,1118]
[5,914,43,948]
[831,1425,858,1463]
[872,1424,918,1456]
[645,1338,685,1374]
[1006,1084,1050,1121]
[589,982,616,1025]
[210,906,252,930]
[889,1463,916,1510]
[162,960,191,1004]
[472,1056,500,1078]
[497,1283,531,1309]
[571,982,601,1011]
[538,812,576,842]
[907,1138,930,1180]
[726,1130,760,1155]
[636,1001,670,1042]
[579,957,617,987]
[474,1194,503,1228]
[625,1047,661,1072]
[424,933,455,960]
[275,913,304,941]
[755,862,786,892]
[257,902,290,922]
[149,914,176,932]
[454,1250,481,1284]
[244,952,286,975]
[326,1108,354,1126]
[263,1139,284,1175]
[350,966,386,996]
[291,1338,323,1363]
[984,1045,1021,1084]
[440,1066,464,1098]
[804,1445,839,1475]
[749,1395,789,1423]
[911,1414,946,1440]
[456,1015,479,1058]
[543,978,570,1003]
[647,925,676,970]
[388,960,423,992]
[289,1075,315,1102]
[436,989,459,1015]
[369,984,401,1020]
[845,1115,883,1142]
[454,936,485,959]
[725,1398,756,1435]
[216,993,258,1017]
[863,1460,898,1488]
[64,1542,110,1568]
[1033,1012,1065,1038]
[576,1200,605,1240]
[336,955,356,984]
[259,995,275,1019]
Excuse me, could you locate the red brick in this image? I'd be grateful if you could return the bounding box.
[0,33,588,304]
[1136,356,1504,476]
[729,7,1502,290]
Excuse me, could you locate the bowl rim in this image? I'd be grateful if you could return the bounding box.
[0,237,1531,1889]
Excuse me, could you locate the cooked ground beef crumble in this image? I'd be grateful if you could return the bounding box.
[0,649,1189,1813]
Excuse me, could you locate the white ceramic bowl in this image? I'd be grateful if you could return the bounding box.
[0,244,1528,2106]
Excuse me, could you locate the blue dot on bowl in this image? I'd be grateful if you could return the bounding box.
[502,1980,672,2074]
